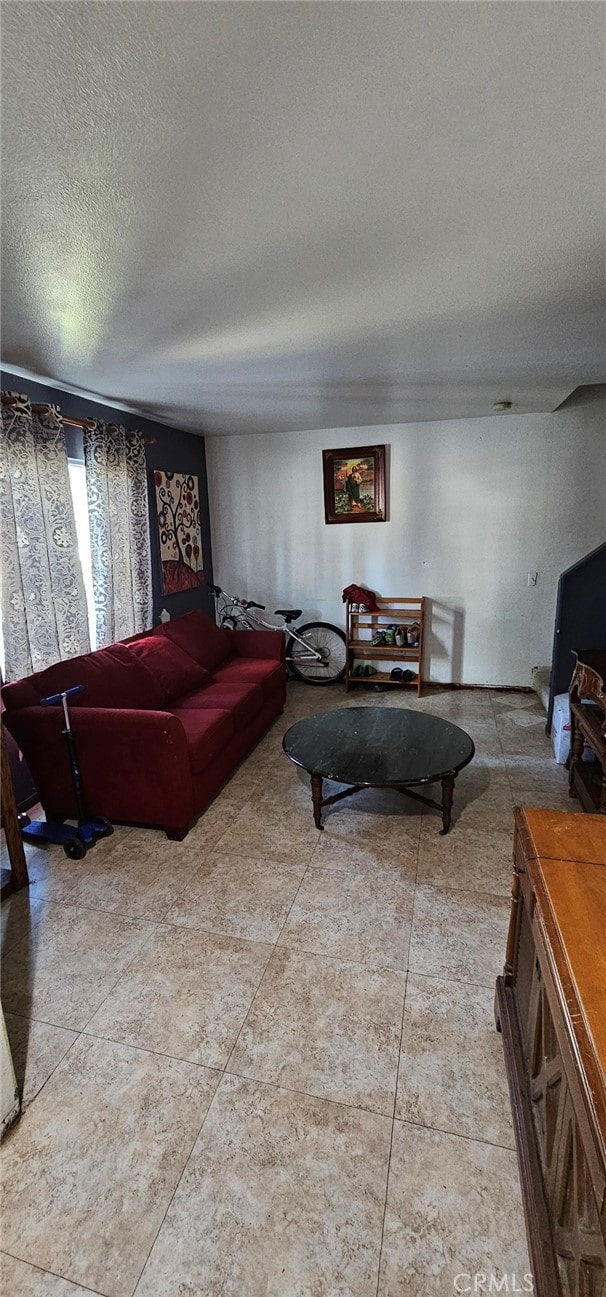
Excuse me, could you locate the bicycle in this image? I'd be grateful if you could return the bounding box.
[207,583,347,685]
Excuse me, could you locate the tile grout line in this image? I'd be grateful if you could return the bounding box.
[220,1067,398,1120]
[124,1063,225,1297]
[391,1111,517,1153]
[2,1031,82,1131]
[371,808,422,1295]
[75,1027,224,1074]
[373,969,409,1297]
[75,919,167,1035]
[0,1249,107,1297]
[222,851,316,1075]
[394,1113,520,1153]
[490,691,517,803]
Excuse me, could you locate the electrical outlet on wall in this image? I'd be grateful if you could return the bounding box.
[527,572,538,587]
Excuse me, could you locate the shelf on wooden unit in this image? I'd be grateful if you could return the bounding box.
[345,595,426,696]
[348,670,419,687]
[568,651,606,815]
[347,644,420,658]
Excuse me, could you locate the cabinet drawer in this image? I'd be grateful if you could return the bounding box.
[531,910,606,1220]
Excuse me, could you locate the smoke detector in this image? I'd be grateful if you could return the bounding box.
[492,400,512,412]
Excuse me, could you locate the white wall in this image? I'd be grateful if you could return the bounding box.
[1,1011,19,1135]
[206,387,606,686]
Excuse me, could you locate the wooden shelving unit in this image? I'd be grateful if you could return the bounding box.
[568,650,606,814]
[345,596,425,695]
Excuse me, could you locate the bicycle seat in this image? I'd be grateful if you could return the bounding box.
[274,608,302,623]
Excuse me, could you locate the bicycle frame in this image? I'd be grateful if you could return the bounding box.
[212,588,324,663]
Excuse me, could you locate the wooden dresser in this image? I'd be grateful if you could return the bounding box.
[496,808,606,1297]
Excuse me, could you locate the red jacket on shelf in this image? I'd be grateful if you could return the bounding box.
[341,584,379,612]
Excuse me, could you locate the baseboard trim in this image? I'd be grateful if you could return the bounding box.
[426,682,534,694]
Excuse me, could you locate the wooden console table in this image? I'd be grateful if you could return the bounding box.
[495,807,606,1297]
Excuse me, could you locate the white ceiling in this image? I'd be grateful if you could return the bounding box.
[1,1,605,436]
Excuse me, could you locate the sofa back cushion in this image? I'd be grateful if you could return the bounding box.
[127,636,211,700]
[160,610,231,672]
[2,643,165,712]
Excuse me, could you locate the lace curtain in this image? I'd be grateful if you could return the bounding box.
[83,421,153,646]
[0,394,91,680]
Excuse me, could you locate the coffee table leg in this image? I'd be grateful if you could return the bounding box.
[311,772,324,830]
[440,774,455,835]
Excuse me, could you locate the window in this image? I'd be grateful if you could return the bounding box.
[0,440,96,679]
[67,458,97,649]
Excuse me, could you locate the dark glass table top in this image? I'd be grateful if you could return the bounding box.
[283,708,475,787]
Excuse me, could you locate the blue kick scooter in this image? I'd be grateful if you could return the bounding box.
[19,685,113,860]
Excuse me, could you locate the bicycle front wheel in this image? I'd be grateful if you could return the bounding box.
[286,622,347,685]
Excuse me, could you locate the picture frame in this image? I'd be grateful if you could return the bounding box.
[153,469,204,594]
[322,444,386,524]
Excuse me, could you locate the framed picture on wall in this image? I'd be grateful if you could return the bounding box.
[154,470,204,594]
[322,445,386,524]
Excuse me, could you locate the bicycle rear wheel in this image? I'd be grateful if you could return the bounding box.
[286,622,347,685]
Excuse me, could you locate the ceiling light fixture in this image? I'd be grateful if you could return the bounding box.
[493,400,512,412]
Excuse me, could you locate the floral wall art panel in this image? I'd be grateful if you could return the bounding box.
[154,470,204,594]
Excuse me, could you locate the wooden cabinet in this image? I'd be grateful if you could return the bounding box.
[0,720,29,899]
[345,596,425,695]
[495,808,606,1297]
[569,650,606,814]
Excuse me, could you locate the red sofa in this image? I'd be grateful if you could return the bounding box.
[1,611,286,840]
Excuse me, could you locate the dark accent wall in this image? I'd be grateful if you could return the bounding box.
[0,370,215,624]
[547,541,606,728]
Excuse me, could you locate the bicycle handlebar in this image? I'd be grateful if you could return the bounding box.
[206,583,265,612]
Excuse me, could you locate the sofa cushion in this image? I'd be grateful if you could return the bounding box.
[160,610,231,672]
[127,636,211,699]
[169,708,234,775]
[173,682,264,730]
[13,644,165,711]
[157,612,230,674]
[213,656,286,695]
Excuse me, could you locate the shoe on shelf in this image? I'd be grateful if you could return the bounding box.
[370,632,386,646]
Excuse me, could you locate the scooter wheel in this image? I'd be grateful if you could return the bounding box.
[64,838,87,860]
[96,818,114,837]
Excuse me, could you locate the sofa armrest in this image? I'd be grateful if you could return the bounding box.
[6,706,195,828]
[226,630,286,662]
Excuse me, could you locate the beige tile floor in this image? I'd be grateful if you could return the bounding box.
[1,682,577,1296]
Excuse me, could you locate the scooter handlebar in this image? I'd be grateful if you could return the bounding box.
[40,685,85,707]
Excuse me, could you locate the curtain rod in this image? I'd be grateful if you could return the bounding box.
[1,394,156,444]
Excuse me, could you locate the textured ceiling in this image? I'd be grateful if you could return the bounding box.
[1,1,605,435]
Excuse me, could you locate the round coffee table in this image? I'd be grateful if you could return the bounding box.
[283,707,475,834]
